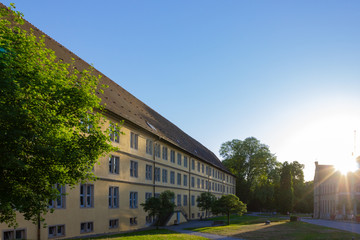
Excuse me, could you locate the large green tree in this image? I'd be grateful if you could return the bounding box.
[212,194,247,225]
[278,162,294,214]
[0,5,116,227]
[141,191,175,228]
[220,137,279,210]
[196,192,216,218]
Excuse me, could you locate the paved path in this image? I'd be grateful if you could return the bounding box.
[302,218,360,234]
[165,220,245,240]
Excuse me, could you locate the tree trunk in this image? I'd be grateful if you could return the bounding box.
[37,213,41,240]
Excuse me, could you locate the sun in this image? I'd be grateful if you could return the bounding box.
[335,156,358,175]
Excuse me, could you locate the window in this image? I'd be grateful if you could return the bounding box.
[191,195,195,206]
[177,173,181,186]
[109,219,119,229]
[183,195,188,206]
[155,167,161,182]
[155,143,161,158]
[130,217,137,225]
[170,171,175,184]
[170,150,175,163]
[177,153,182,165]
[146,215,153,224]
[130,161,138,178]
[145,165,152,180]
[130,192,138,208]
[191,159,195,170]
[146,139,153,155]
[197,162,200,172]
[191,177,195,188]
[109,123,119,143]
[80,184,94,208]
[205,181,208,190]
[177,194,181,206]
[201,179,204,189]
[162,146,168,160]
[197,178,200,188]
[162,169,168,183]
[212,182,214,191]
[80,222,93,233]
[145,192,152,201]
[208,167,211,176]
[49,184,65,209]
[202,164,204,173]
[3,229,26,240]
[109,187,119,208]
[183,175,188,186]
[184,156,188,168]
[130,132,138,149]
[48,225,65,238]
[109,155,119,174]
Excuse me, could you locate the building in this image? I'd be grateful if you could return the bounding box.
[313,161,360,220]
[0,5,236,240]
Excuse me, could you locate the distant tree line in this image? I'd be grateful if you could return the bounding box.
[220,137,313,214]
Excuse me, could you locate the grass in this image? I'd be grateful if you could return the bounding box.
[73,229,206,240]
[190,215,360,240]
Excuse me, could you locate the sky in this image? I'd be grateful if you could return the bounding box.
[3,0,360,181]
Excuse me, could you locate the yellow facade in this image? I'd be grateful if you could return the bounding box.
[0,6,236,239]
[1,116,236,240]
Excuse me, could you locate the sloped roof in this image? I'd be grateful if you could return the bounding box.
[7,4,232,175]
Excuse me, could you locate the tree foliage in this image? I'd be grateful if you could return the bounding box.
[0,4,116,227]
[196,192,216,218]
[220,137,313,213]
[141,190,175,228]
[278,162,294,214]
[212,194,247,225]
[220,137,279,210]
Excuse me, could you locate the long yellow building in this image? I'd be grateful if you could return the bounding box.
[0,6,236,240]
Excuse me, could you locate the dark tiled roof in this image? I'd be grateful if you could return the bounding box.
[6,4,232,175]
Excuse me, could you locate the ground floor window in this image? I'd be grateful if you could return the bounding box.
[3,229,26,240]
[109,219,119,229]
[48,225,65,238]
[80,222,93,233]
[130,217,138,225]
[146,215,153,224]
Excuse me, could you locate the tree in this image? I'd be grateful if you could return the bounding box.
[220,137,279,210]
[212,194,247,225]
[141,190,175,228]
[196,192,216,218]
[0,4,116,228]
[278,162,294,214]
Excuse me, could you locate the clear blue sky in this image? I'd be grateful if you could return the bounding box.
[4,0,360,180]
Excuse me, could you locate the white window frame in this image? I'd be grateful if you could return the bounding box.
[49,184,65,209]
[129,192,138,208]
[130,132,138,149]
[109,186,119,208]
[130,160,138,178]
[80,184,94,208]
[48,225,65,238]
[145,164,152,180]
[109,155,120,174]
[80,222,93,234]
[3,229,26,240]
[109,219,119,229]
[146,139,153,155]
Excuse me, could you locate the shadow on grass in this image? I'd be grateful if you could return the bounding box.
[191,215,360,240]
[75,229,178,240]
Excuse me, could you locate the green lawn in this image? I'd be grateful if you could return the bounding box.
[74,229,206,240]
[191,215,360,240]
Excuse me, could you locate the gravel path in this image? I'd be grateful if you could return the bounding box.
[302,218,360,234]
